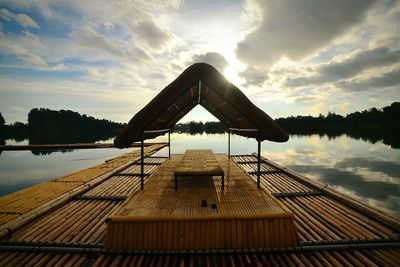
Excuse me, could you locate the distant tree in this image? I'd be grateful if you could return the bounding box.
[0,112,4,126]
[204,121,227,133]
[0,112,5,146]
[188,121,204,133]
[26,108,123,144]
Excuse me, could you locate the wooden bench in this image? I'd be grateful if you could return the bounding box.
[174,149,225,190]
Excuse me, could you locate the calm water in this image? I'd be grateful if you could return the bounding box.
[1,133,399,217]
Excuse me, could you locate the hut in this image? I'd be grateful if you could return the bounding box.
[115,63,289,190]
[114,62,288,147]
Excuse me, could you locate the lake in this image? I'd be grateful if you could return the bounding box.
[1,133,399,217]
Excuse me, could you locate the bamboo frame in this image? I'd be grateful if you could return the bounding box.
[228,128,262,188]
[140,129,171,190]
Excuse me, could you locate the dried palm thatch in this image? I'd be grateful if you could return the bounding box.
[114,63,288,148]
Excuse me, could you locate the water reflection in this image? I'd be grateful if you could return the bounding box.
[1,133,399,217]
[31,149,73,155]
[0,147,131,196]
[287,164,400,215]
[265,134,400,217]
[334,157,400,179]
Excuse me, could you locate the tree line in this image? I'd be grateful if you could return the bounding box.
[171,102,400,148]
[173,121,227,134]
[274,102,400,149]
[172,102,400,134]
[0,108,124,144]
[275,102,400,134]
[1,102,399,147]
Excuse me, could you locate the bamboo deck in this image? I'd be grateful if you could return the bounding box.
[0,150,399,266]
[105,154,298,250]
[0,144,166,226]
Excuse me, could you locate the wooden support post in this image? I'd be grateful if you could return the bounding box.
[168,131,171,159]
[257,140,261,189]
[228,129,231,159]
[141,131,144,190]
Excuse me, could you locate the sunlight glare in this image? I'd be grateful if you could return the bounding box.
[224,63,245,87]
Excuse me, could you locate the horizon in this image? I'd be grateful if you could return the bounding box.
[1,1,400,124]
[2,101,396,126]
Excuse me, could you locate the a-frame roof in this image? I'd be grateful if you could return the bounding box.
[114,63,288,148]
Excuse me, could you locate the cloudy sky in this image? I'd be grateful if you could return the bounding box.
[0,0,399,124]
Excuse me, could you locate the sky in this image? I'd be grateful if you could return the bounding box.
[0,0,399,124]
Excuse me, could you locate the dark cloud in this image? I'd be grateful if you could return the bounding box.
[239,66,269,87]
[320,47,400,80]
[294,95,316,103]
[336,67,400,91]
[237,0,374,65]
[191,52,228,72]
[236,0,375,86]
[286,47,400,87]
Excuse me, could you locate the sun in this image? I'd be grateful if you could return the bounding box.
[224,62,245,87]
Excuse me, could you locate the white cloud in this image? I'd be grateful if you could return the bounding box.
[0,8,39,28]
[0,77,155,123]
[14,13,39,29]
[191,52,228,73]
[70,25,151,63]
[0,31,47,67]
[5,1,177,53]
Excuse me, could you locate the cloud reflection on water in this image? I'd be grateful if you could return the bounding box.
[266,134,400,217]
[1,133,399,217]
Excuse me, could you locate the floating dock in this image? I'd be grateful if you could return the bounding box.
[0,145,399,266]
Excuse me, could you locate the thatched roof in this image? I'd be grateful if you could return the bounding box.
[114,63,288,148]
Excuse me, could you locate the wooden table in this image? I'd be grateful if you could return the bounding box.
[174,149,225,190]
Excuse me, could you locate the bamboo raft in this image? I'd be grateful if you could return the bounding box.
[105,153,298,251]
[0,147,399,266]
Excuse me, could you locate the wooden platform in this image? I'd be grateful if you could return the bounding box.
[105,154,299,251]
[0,144,166,227]
[0,152,399,266]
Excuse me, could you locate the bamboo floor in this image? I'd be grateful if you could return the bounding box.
[0,144,166,226]
[105,154,298,250]
[0,152,399,266]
